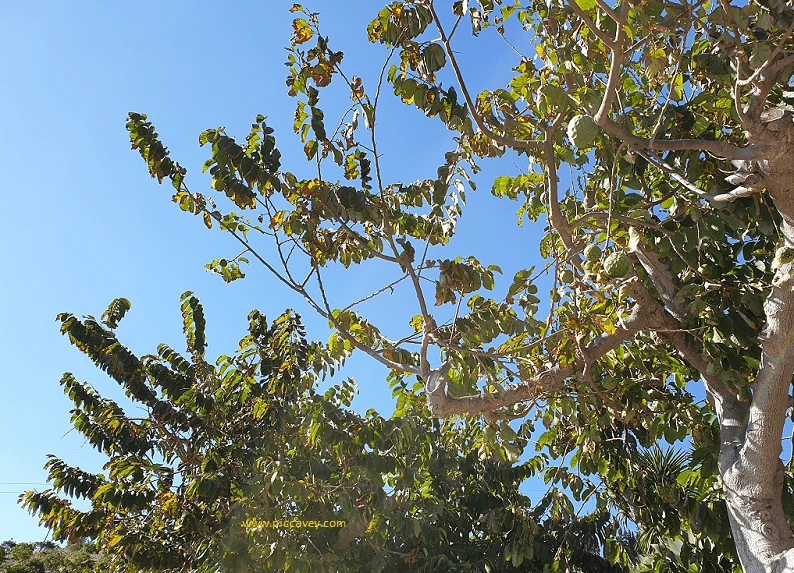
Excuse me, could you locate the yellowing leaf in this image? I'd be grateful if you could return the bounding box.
[670,73,684,102]
[645,47,667,78]
[292,18,313,44]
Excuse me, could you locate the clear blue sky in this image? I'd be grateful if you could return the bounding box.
[0,1,551,541]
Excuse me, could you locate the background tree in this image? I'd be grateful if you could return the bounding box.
[26,295,687,572]
[120,0,794,570]
[0,540,98,573]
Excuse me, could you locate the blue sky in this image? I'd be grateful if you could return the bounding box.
[0,1,555,541]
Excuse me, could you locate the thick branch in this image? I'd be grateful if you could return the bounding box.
[598,110,757,159]
[425,278,671,417]
[593,0,620,27]
[544,138,578,260]
[633,248,685,321]
[658,328,748,470]
[743,18,794,120]
[588,3,756,160]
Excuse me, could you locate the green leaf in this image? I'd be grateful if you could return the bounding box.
[304,140,318,160]
[101,298,132,330]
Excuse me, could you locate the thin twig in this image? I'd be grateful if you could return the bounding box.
[429,1,542,151]
[342,273,410,312]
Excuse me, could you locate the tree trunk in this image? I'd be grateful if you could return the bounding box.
[718,118,794,572]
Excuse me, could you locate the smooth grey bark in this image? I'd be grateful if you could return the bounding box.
[692,117,794,572]
[720,116,794,572]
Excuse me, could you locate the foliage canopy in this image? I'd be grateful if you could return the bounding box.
[0,540,98,573]
[21,295,694,572]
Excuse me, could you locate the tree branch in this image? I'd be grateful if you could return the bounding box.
[737,18,794,88]
[314,266,420,374]
[564,0,618,49]
[742,17,794,121]
[587,2,757,159]
[429,2,542,151]
[593,0,620,26]
[543,137,578,263]
[425,278,673,418]
[633,247,685,321]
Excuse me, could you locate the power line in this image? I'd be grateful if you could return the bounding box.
[0,483,48,495]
